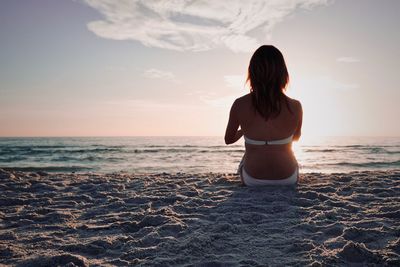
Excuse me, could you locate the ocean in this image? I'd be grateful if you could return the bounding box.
[0,136,399,174]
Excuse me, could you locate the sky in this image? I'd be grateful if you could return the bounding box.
[0,0,399,137]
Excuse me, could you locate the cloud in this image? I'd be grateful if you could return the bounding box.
[82,0,330,52]
[105,99,192,109]
[290,74,359,92]
[192,75,248,108]
[143,68,180,83]
[336,57,360,63]
[224,75,247,90]
[200,95,237,108]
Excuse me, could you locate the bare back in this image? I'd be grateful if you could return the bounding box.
[232,93,302,179]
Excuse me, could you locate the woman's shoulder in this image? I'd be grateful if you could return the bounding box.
[229,94,252,116]
[234,93,252,106]
[285,95,302,111]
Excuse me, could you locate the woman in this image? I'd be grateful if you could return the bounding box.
[224,45,302,186]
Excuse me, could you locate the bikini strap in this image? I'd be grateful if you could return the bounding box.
[244,134,293,145]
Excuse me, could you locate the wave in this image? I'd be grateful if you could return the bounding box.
[334,160,400,168]
[146,144,199,148]
[133,149,190,153]
[337,145,400,148]
[132,148,244,153]
[51,148,123,154]
[303,147,400,154]
[386,150,400,154]
[0,145,70,149]
[0,156,28,162]
[303,149,337,153]
[0,147,124,155]
[51,156,122,162]
[145,145,237,148]
[198,149,245,153]
[0,166,96,172]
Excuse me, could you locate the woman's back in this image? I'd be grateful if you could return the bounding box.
[224,45,303,184]
[234,93,302,180]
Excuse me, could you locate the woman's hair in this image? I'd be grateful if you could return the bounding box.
[247,45,291,120]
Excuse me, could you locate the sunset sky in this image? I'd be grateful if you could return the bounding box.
[0,0,399,137]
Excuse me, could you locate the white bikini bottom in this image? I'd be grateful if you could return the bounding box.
[238,159,298,186]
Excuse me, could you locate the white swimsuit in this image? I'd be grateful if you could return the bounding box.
[238,134,298,186]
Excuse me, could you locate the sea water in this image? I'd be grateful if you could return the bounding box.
[0,136,399,173]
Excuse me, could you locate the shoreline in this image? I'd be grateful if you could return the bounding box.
[1,169,399,266]
[1,167,400,175]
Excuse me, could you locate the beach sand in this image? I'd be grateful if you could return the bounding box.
[0,168,399,266]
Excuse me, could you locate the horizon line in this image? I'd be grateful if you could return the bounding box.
[0,135,399,138]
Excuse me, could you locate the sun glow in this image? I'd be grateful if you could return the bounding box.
[286,73,352,137]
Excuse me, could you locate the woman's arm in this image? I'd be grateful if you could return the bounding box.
[224,100,243,145]
[229,129,243,144]
[293,101,303,141]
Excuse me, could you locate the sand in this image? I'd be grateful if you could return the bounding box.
[0,168,399,266]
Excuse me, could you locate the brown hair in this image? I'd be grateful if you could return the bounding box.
[247,45,291,120]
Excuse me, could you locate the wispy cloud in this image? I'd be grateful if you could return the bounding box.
[191,75,248,108]
[290,74,359,92]
[82,0,330,52]
[336,57,360,63]
[104,99,195,109]
[224,75,247,90]
[200,95,237,108]
[143,68,180,83]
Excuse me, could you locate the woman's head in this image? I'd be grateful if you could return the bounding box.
[247,45,290,120]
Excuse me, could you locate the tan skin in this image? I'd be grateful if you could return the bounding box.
[225,93,302,181]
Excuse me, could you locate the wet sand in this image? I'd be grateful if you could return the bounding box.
[0,168,399,266]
